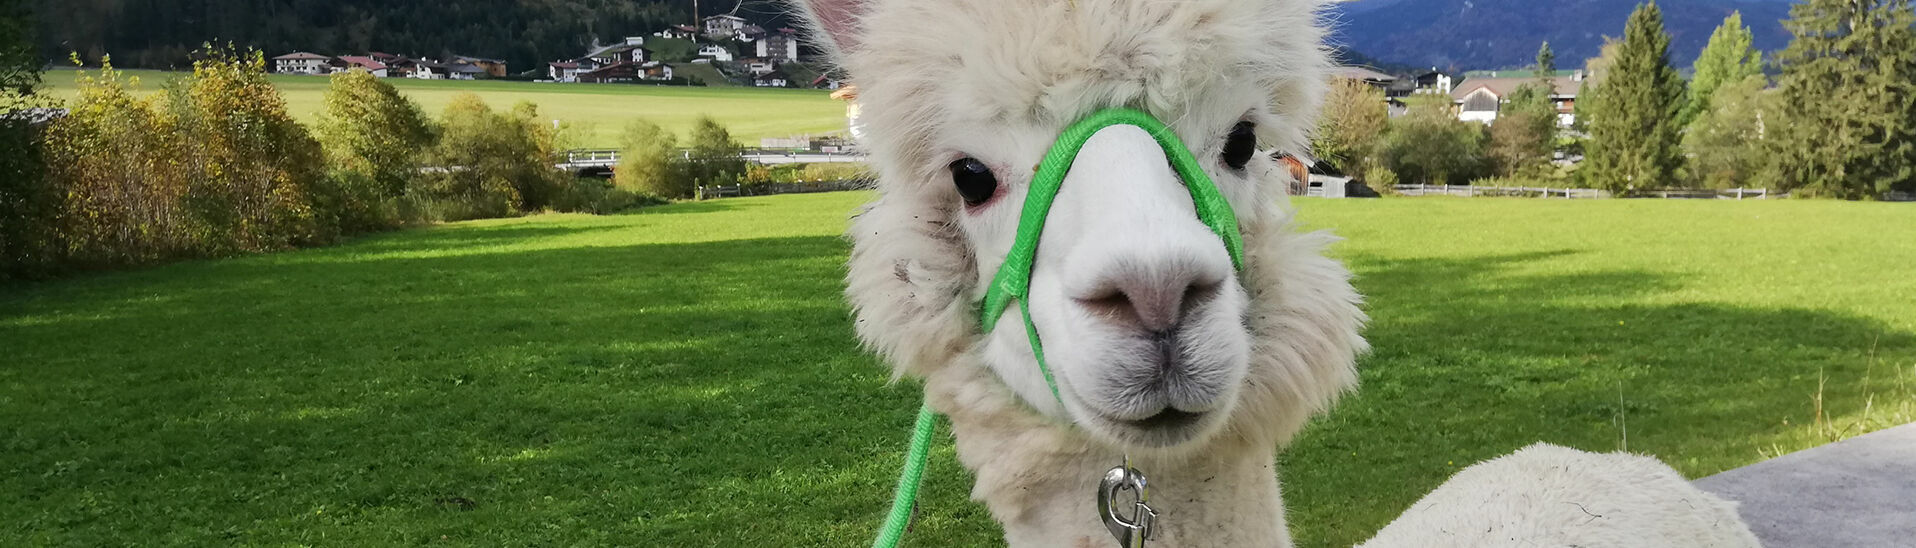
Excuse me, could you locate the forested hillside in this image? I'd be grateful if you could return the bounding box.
[1326,0,1799,69]
[30,0,780,71]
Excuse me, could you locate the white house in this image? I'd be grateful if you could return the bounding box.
[1450,72,1583,127]
[754,28,800,62]
[754,70,789,88]
[272,52,333,75]
[548,61,582,82]
[698,44,734,62]
[654,25,697,40]
[702,14,749,38]
[743,58,777,76]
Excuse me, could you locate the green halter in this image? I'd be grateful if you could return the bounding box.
[871,107,1246,548]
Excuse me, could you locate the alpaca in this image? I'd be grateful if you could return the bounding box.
[1361,444,1761,548]
[802,0,1361,544]
[795,0,1756,545]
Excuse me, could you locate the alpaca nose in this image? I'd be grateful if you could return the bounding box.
[1076,258,1226,333]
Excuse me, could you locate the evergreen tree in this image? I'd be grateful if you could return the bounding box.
[1581,2,1688,194]
[1680,12,1764,128]
[1774,0,1916,198]
[1536,41,1556,79]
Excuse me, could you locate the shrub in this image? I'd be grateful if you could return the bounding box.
[550,178,665,214]
[315,69,435,231]
[425,94,569,219]
[614,120,691,198]
[1379,103,1490,185]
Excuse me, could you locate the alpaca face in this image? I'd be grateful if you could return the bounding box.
[808,0,1334,452]
[973,123,1255,448]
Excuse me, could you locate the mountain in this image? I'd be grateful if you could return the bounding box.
[1326,0,1800,71]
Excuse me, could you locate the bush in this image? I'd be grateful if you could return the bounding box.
[1379,103,1490,185]
[550,178,666,214]
[425,94,570,220]
[614,120,691,199]
[315,69,435,231]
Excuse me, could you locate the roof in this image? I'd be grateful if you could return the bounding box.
[454,55,506,64]
[1330,66,1397,83]
[584,43,642,59]
[549,61,580,69]
[704,14,748,22]
[447,63,487,74]
[673,24,696,31]
[1450,75,1581,101]
[757,70,789,80]
[273,52,330,61]
[336,56,387,70]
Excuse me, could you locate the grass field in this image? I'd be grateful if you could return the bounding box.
[40,69,847,148]
[4,195,1913,546]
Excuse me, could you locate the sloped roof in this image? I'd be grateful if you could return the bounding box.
[1330,66,1397,83]
[1450,75,1581,101]
[273,52,331,61]
[549,61,580,69]
[336,55,387,70]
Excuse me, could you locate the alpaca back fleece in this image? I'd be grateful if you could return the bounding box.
[1360,444,1761,548]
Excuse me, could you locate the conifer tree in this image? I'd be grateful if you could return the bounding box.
[1775,0,1916,198]
[1581,2,1688,193]
[1680,12,1764,128]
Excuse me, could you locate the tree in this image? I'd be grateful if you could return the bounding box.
[686,116,745,189]
[429,94,527,219]
[316,69,435,230]
[614,119,689,198]
[1683,75,1782,190]
[0,0,59,278]
[1489,83,1559,177]
[1572,37,1622,135]
[1379,100,1489,185]
[1536,41,1556,78]
[1580,2,1688,193]
[1679,12,1764,128]
[1311,78,1389,179]
[1773,0,1916,198]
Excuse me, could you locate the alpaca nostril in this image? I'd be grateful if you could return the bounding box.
[1077,280,1203,332]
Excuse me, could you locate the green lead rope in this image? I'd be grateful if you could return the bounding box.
[872,108,1246,548]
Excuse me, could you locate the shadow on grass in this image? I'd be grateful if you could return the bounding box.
[0,234,991,546]
[4,240,1909,546]
[1282,251,1916,547]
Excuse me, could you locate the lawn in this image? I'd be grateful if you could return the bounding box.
[39,69,848,148]
[3,194,1913,546]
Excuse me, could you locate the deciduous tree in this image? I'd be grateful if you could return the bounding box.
[316,69,435,230]
[1311,78,1388,179]
[1680,12,1764,129]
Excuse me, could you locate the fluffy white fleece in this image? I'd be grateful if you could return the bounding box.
[1362,444,1761,548]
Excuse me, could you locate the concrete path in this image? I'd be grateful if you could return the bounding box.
[1694,424,1916,548]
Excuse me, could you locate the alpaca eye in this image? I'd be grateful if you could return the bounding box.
[949,157,999,207]
[1222,121,1257,170]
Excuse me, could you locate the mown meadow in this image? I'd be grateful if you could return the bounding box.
[4,194,1912,546]
[41,69,848,147]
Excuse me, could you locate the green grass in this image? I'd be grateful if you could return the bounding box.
[3,195,1913,546]
[40,69,848,148]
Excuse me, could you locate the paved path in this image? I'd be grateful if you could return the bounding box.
[1694,424,1916,548]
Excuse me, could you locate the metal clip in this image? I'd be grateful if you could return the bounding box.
[1097,459,1158,547]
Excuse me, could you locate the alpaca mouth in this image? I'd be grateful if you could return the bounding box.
[1094,407,1214,447]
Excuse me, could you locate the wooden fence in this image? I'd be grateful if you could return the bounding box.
[1392,184,1776,200]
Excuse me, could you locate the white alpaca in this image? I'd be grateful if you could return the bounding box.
[1363,444,1761,548]
[794,0,1758,545]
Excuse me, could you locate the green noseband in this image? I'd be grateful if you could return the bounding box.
[872,107,1247,548]
[978,107,1248,407]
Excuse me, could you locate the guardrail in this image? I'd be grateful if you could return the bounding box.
[1392,184,1776,200]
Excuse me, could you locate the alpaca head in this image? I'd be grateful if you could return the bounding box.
[807,0,1347,454]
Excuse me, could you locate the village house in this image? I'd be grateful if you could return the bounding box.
[548,61,583,82]
[334,55,389,77]
[654,25,697,40]
[697,43,734,62]
[752,28,801,62]
[451,55,508,78]
[753,69,790,88]
[272,52,333,75]
[702,14,750,38]
[1450,72,1583,127]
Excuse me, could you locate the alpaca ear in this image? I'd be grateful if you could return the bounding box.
[790,0,869,59]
